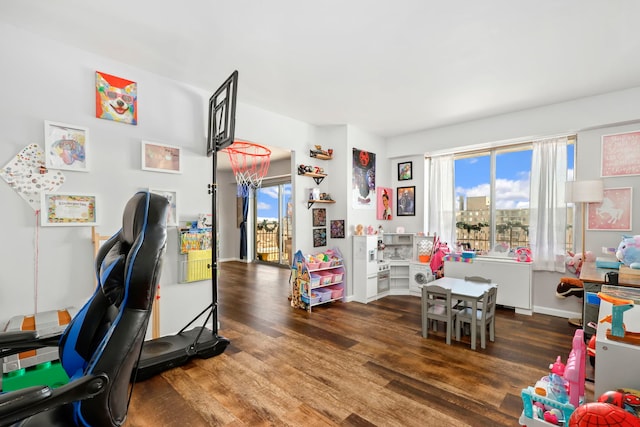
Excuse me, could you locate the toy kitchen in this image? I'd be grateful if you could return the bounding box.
[353,232,434,303]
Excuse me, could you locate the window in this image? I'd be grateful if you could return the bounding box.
[453,139,574,253]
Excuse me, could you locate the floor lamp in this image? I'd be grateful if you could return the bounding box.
[565,180,604,327]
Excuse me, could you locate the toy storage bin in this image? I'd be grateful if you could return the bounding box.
[332,272,344,283]
[319,261,331,269]
[309,273,321,288]
[315,288,332,302]
[301,292,321,305]
[327,284,344,299]
[317,271,333,285]
[307,262,320,270]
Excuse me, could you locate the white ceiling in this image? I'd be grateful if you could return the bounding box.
[3,0,640,142]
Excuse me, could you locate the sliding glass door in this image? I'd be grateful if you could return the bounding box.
[255,182,292,266]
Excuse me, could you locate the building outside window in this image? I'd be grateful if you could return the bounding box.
[453,140,574,253]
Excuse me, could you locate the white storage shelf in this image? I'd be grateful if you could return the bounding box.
[444,257,532,315]
[305,263,345,309]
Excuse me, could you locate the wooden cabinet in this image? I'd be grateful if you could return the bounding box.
[444,257,532,314]
[290,249,345,312]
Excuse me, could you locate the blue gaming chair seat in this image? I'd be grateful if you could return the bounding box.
[0,191,169,427]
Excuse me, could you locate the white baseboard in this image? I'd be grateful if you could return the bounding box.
[533,306,581,319]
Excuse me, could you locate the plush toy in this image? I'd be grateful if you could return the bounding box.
[515,247,532,262]
[355,224,364,236]
[565,251,596,276]
[556,277,584,298]
[616,235,640,269]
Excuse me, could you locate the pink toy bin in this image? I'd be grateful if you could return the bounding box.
[319,261,331,269]
[327,284,344,299]
[317,271,333,286]
[332,272,344,283]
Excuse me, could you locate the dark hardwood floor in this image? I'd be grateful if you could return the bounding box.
[127,261,592,426]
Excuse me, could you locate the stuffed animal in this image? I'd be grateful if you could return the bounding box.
[355,224,364,236]
[616,235,640,269]
[556,277,584,298]
[565,251,596,276]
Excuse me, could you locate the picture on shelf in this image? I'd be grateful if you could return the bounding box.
[330,220,345,238]
[312,208,326,226]
[313,228,327,247]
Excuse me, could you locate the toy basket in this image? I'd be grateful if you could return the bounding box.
[327,284,344,299]
[315,288,332,302]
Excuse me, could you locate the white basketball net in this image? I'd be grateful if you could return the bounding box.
[223,141,271,197]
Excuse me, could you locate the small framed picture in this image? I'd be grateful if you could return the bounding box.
[330,220,345,238]
[398,161,412,181]
[397,186,416,216]
[44,121,89,172]
[313,228,327,247]
[41,193,97,226]
[312,208,326,227]
[149,189,178,226]
[141,141,182,174]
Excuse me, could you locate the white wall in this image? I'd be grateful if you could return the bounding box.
[0,22,313,334]
[387,89,640,317]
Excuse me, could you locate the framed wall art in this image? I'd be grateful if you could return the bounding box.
[330,220,345,238]
[601,130,640,177]
[95,71,138,125]
[41,193,97,226]
[141,141,182,174]
[587,187,632,231]
[313,228,327,247]
[312,208,326,227]
[149,188,178,226]
[398,161,412,181]
[44,121,89,172]
[377,187,392,220]
[397,186,415,216]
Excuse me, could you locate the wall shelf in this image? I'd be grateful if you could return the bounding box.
[307,199,335,209]
[298,172,327,185]
[309,150,332,160]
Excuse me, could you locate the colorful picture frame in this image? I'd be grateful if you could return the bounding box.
[95,71,138,125]
[377,187,393,220]
[44,121,89,172]
[149,188,178,226]
[313,228,327,247]
[141,141,182,174]
[398,161,412,181]
[601,130,640,177]
[41,193,97,226]
[312,208,326,227]
[397,186,416,216]
[330,220,345,238]
[587,187,632,231]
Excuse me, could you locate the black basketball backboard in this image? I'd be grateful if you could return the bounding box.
[207,70,238,156]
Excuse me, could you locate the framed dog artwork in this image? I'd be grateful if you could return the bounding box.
[95,71,138,125]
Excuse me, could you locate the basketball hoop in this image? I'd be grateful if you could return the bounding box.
[223,141,271,197]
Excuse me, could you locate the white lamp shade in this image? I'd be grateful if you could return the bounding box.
[565,180,604,203]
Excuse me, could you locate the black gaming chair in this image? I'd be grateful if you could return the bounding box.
[0,191,169,427]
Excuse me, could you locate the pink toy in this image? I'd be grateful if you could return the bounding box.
[550,355,566,376]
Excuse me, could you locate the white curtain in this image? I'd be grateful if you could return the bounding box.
[529,137,568,272]
[428,155,456,247]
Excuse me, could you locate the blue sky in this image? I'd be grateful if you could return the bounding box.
[256,145,575,218]
[455,145,574,209]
